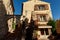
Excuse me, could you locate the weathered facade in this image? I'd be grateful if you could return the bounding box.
[3,0,14,15]
[0,0,15,39]
[3,0,16,33]
[21,0,53,40]
[0,0,8,39]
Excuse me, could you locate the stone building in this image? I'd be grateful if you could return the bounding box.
[0,0,15,34]
[3,0,14,15]
[21,0,53,39]
[3,0,16,33]
[0,0,8,39]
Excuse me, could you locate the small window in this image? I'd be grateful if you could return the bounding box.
[25,10,27,13]
[37,14,47,22]
[25,10,28,15]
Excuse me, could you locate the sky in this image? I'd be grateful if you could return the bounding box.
[13,0,60,20]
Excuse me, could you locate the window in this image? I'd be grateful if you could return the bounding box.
[25,10,27,15]
[37,14,46,22]
[43,16,46,21]
[25,10,27,13]
[40,28,49,35]
[34,4,49,11]
[39,5,45,10]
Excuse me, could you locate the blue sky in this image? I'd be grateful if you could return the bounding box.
[13,0,60,20]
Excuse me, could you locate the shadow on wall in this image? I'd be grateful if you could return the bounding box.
[0,0,8,39]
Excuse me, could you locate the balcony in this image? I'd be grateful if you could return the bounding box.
[38,22,48,25]
[34,4,49,11]
[34,4,50,14]
[34,10,50,15]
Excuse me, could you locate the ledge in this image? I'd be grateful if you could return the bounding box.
[38,26,52,28]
